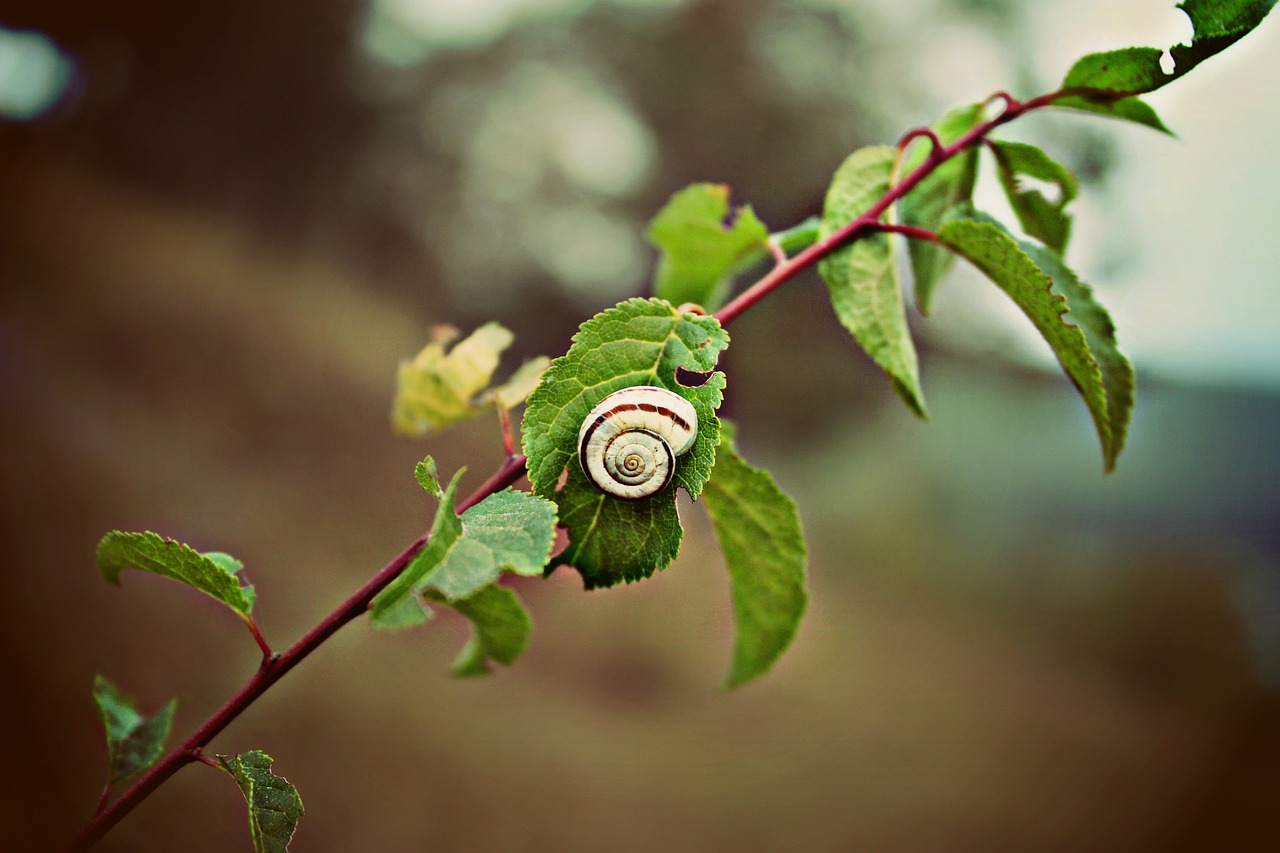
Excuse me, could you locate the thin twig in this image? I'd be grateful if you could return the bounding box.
[244,617,273,665]
[870,222,938,242]
[69,83,1084,852]
[66,456,528,852]
[714,88,1068,327]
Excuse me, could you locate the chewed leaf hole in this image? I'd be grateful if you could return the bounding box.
[676,367,714,388]
[1016,175,1064,206]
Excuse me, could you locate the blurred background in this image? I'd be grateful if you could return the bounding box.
[2,0,1277,849]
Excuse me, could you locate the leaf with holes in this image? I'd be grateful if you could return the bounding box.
[1056,0,1275,130]
[819,145,925,417]
[218,751,304,853]
[648,183,770,312]
[97,531,255,618]
[522,297,728,587]
[703,423,807,688]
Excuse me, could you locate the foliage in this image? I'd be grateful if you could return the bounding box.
[521,297,728,587]
[898,103,983,313]
[96,531,255,619]
[392,322,549,435]
[703,423,807,689]
[92,676,176,788]
[218,751,305,853]
[370,461,555,674]
[819,145,925,416]
[648,183,770,312]
[76,4,1274,849]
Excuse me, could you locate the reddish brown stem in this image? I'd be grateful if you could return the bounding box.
[871,222,938,242]
[714,89,1067,327]
[497,406,515,457]
[897,126,943,158]
[66,455,528,852]
[69,82,1084,853]
[244,616,272,664]
[192,751,222,769]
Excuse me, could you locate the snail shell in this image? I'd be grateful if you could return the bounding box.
[578,386,698,500]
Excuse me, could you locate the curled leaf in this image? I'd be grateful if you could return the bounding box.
[97,531,255,618]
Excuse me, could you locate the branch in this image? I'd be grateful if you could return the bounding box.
[66,454,529,852]
[70,85,1084,851]
[714,90,1065,327]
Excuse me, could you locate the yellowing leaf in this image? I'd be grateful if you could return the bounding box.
[392,323,512,435]
[484,356,551,410]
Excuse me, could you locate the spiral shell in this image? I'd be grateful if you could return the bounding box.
[577,386,699,500]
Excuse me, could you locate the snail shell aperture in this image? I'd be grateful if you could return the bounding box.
[577,386,698,500]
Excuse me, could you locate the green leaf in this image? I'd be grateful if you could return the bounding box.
[218,750,304,853]
[368,591,432,631]
[818,145,925,417]
[370,477,558,626]
[1063,46,1170,94]
[97,531,256,618]
[432,488,560,597]
[391,322,513,436]
[770,215,821,257]
[370,470,467,627]
[521,297,728,588]
[989,141,1079,254]
[92,675,176,787]
[648,183,770,312]
[1061,1,1276,96]
[1019,243,1135,472]
[434,583,533,676]
[414,456,440,497]
[553,464,684,589]
[1170,0,1278,76]
[1052,93,1172,134]
[936,216,1120,469]
[899,102,985,313]
[703,423,807,689]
